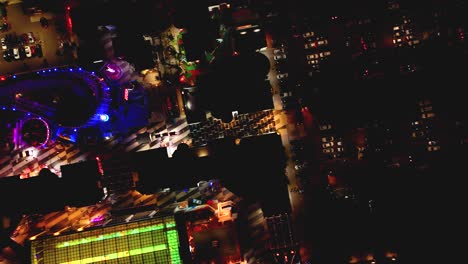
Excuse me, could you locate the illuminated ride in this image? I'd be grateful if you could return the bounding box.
[21,118,50,148]
[1,66,113,147]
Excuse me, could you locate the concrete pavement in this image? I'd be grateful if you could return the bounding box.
[0,3,72,74]
[261,44,310,256]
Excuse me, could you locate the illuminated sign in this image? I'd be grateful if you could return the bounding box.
[31,216,182,264]
[124,88,129,101]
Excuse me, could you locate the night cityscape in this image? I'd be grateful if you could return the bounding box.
[0,0,466,263]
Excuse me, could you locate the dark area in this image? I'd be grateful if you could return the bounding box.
[0,163,103,216]
[7,76,98,127]
[21,119,48,147]
[198,52,272,121]
[134,134,289,215]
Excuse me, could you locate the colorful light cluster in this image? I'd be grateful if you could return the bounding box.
[59,245,168,264]
[56,223,171,248]
[31,218,181,264]
[167,230,181,263]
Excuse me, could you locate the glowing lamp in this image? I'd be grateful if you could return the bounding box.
[106,66,116,73]
[99,114,109,122]
[91,215,105,223]
[179,75,186,83]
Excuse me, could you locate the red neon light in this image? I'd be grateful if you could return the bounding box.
[124,88,129,101]
[0,76,5,81]
[96,156,104,175]
[65,5,72,34]
[179,75,186,83]
[67,17,72,32]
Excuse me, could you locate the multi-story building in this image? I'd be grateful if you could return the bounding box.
[344,17,378,56]
[22,181,252,264]
[358,120,400,166]
[318,122,346,160]
[342,15,386,80]
[302,30,331,76]
[391,15,421,48]
[410,99,440,154]
[265,213,301,264]
[273,45,289,90]
[386,1,421,48]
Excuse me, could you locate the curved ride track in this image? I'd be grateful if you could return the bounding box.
[0,67,111,177]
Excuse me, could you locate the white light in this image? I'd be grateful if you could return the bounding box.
[99,114,109,122]
[240,31,247,35]
[125,214,134,222]
[253,28,261,32]
[105,66,116,73]
[148,210,157,218]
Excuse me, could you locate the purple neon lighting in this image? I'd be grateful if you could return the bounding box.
[26,118,50,148]
[91,215,105,223]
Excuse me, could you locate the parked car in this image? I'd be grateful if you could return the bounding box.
[1,37,6,50]
[24,45,32,58]
[40,17,48,28]
[2,48,13,62]
[5,33,15,45]
[35,43,43,57]
[0,22,9,32]
[19,33,28,45]
[277,73,289,80]
[13,47,19,60]
[27,32,34,43]
[18,46,26,59]
[274,54,287,60]
[29,44,35,56]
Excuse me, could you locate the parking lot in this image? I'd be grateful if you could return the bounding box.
[1,3,72,74]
